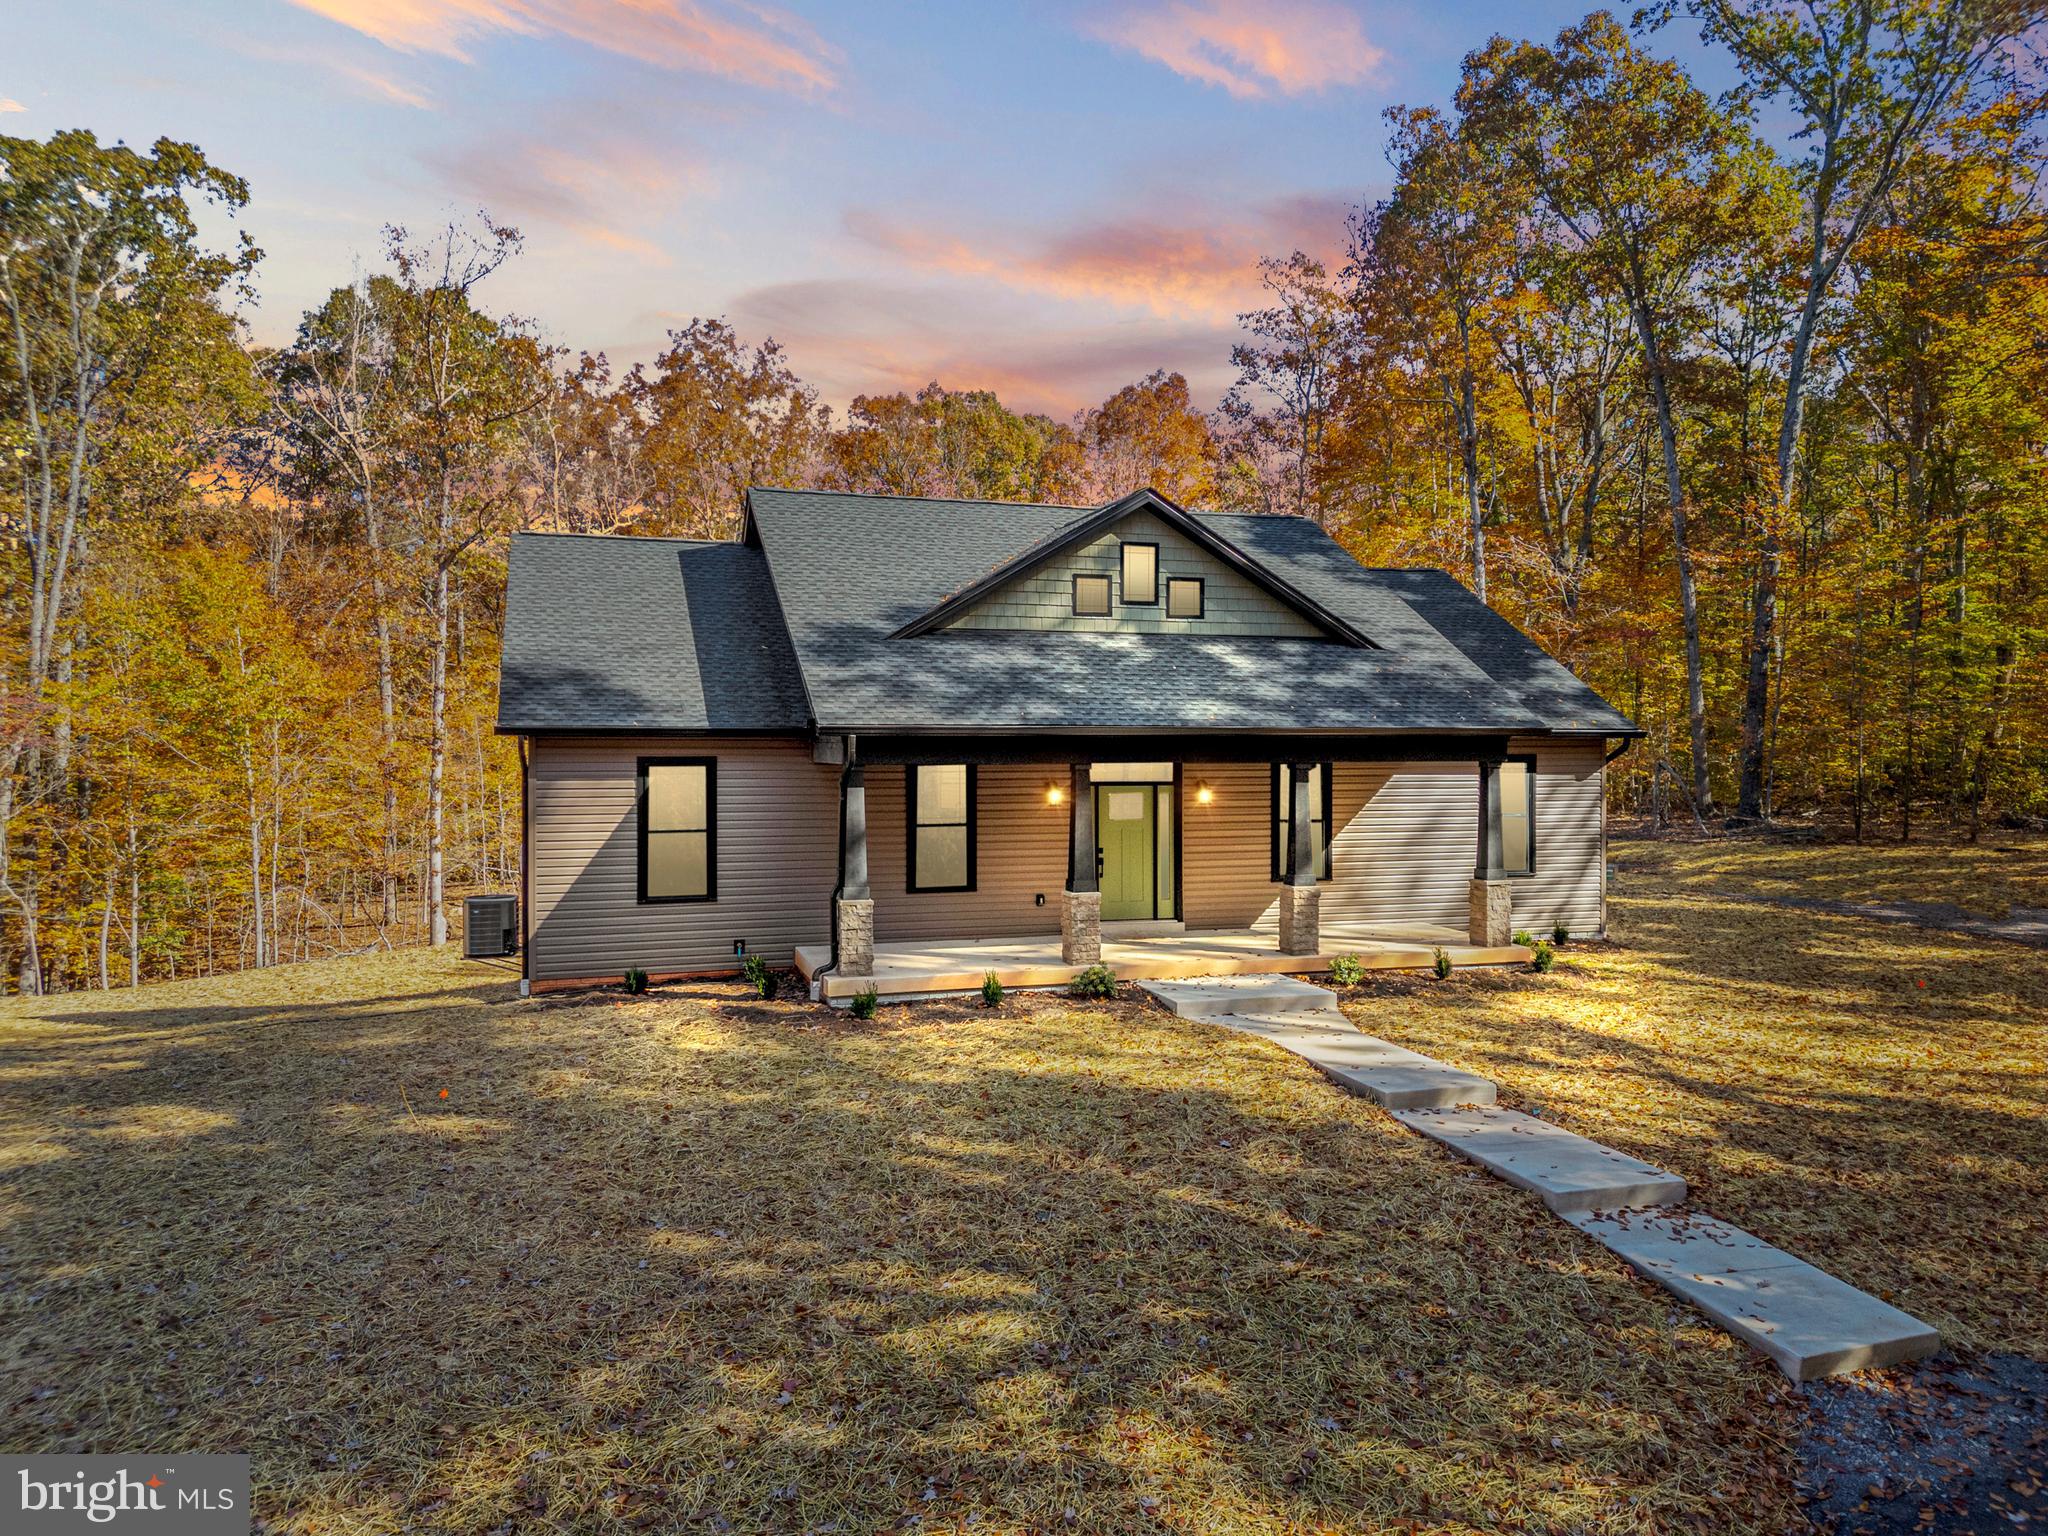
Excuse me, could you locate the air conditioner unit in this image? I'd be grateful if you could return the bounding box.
[463,894,519,958]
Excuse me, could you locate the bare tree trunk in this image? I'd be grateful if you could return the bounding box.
[127,815,140,987]
[98,871,113,990]
[428,498,451,948]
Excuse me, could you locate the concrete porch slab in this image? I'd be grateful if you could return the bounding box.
[1568,1209,1942,1381]
[1391,1105,1687,1214]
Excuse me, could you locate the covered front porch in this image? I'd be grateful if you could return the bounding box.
[796,924,1531,1003]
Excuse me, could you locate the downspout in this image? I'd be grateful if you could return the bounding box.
[1603,738,1635,768]
[518,736,532,996]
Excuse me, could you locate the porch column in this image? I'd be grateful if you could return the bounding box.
[834,759,874,977]
[1062,762,1100,964]
[1278,761,1320,955]
[1468,756,1513,947]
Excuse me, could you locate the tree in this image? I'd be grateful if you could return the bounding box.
[1223,252,1351,526]
[1460,12,1789,814]
[0,129,257,990]
[630,318,828,536]
[1663,0,2041,817]
[1077,370,1219,506]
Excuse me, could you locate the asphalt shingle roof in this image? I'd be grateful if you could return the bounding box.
[496,532,809,733]
[741,488,1636,737]
[495,490,1637,739]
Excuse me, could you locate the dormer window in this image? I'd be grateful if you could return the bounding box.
[1121,542,1157,604]
[1166,577,1205,619]
[1073,573,1111,617]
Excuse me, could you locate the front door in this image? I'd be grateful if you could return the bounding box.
[1096,784,1157,920]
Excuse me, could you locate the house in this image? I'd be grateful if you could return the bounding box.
[495,487,1639,999]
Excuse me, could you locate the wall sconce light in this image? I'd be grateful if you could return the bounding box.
[1195,783,1214,805]
[1046,782,1065,806]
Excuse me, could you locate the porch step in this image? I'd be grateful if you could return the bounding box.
[1139,974,1336,1020]
[1567,1208,1941,1381]
[1222,1011,1498,1109]
[1390,1105,1687,1214]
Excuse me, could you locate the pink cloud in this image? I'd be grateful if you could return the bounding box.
[727,278,1238,417]
[845,193,1350,323]
[287,0,838,94]
[423,134,686,260]
[1087,0,1383,99]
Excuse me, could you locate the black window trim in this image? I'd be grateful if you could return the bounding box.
[637,755,717,905]
[1072,572,1112,617]
[1120,540,1160,605]
[907,763,978,893]
[1166,575,1206,619]
[1499,752,1538,879]
[1268,760,1335,883]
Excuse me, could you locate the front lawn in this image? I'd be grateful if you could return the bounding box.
[0,948,1794,1533]
[1350,835,2048,1359]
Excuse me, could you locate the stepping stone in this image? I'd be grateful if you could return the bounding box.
[1392,1105,1686,1214]
[1141,974,1335,1019]
[1568,1208,1941,1381]
[1221,1011,1496,1108]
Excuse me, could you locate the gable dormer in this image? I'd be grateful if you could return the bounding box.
[890,489,1375,646]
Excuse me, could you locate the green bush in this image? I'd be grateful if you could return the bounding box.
[981,970,1004,1008]
[622,966,649,996]
[1551,922,1571,945]
[1327,953,1365,986]
[1431,947,1452,981]
[1068,963,1117,1000]
[1531,940,1557,973]
[849,986,879,1020]
[1512,929,1535,948]
[741,953,774,998]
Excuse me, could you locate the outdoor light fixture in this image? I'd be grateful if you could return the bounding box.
[1195,783,1214,805]
[1046,782,1064,805]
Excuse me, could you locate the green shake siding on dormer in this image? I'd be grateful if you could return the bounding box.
[945,510,1323,638]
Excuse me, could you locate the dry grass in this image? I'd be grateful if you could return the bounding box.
[1615,829,2048,917]
[0,948,1798,1534]
[1350,836,2048,1359]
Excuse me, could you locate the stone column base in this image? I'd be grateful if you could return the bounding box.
[1061,890,1101,965]
[1468,879,1513,947]
[836,897,875,977]
[1278,882,1321,955]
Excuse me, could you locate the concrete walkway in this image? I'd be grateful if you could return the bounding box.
[1141,974,1941,1382]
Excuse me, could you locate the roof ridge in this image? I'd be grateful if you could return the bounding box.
[512,530,734,546]
[749,485,1099,511]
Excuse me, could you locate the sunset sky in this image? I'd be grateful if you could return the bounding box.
[20,0,1711,416]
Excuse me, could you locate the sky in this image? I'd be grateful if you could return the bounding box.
[16,0,1713,418]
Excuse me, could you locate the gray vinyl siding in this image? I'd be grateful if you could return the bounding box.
[868,763,1071,942]
[526,735,838,981]
[947,510,1323,638]
[1181,744,1607,937]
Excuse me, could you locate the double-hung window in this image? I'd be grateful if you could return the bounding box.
[1270,762,1333,882]
[639,758,715,902]
[909,764,975,892]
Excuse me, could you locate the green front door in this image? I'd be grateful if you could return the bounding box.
[1096,784,1156,920]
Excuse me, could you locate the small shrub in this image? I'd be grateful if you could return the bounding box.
[849,986,879,1020]
[1431,946,1452,981]
[1068,963,1117,1000]
[1531,940,1557,973]
[1512,929,1535,948]
[981,970,1004,1008]
[622,966,649,995]
[1327,953,1365,987]
[741,953,774,998]
[1551,922,1571,945]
